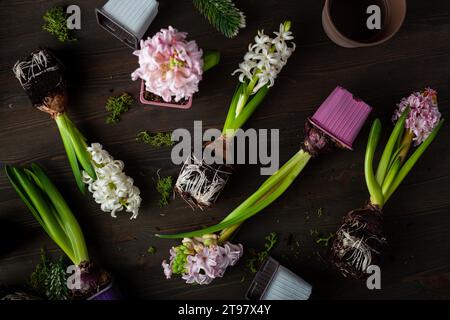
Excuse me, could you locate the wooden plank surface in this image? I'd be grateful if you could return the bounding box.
[0,0,449,299]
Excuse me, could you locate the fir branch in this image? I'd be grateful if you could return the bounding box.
[45,258,69,300]
[29,250,49,298]
[42,7,76,42]
[137,131,175,147]
[105,93,134,124]
[156,172,173,207]
[193,0,246,38]
[246,232,278,273]
[29,251,69,300]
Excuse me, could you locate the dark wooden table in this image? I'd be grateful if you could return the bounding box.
[0,0,449,300]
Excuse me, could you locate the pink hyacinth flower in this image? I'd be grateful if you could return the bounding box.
[393,88,441,146]
[131,26,203,102]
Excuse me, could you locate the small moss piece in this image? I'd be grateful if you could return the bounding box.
[147,246,157,254]
[43,7,75,42]
[106,93,134,123]
[316,233,335,247]
[156,175,173,207]
[246,232,278,273]
[137,131,175,147]
[317,207,323,217]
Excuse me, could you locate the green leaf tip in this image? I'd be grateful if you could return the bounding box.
[203,51,220,72]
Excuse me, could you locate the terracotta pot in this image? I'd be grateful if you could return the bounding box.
[322,0,407,48]
[139,81,193,109]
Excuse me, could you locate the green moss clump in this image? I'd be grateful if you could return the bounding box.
[137,132,175,147]
[43,7,76,42]
[156,175,173,207]
[246,232,278,273]
[106,93,134,124]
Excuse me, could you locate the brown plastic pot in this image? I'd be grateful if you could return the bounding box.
[322,0,407,48]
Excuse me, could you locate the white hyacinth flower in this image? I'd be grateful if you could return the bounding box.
[232,22,295,95]
[82,143,142,219]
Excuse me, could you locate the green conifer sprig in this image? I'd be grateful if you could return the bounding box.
[45,258,69,300]
[29,250,69,300]
[193,0,246,38]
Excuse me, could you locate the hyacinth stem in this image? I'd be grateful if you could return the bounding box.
[157,150,311,239]
[222,83,269,135]
[203,51,221,72]
[375,109,409,186]
[222,83,243,134]
[55,113,96,193]
[397,130,414,163]
[5,164,89,265]
[383,119,444,203]
[218,223,240,243]
[219,148,310,242]
[234,74,259,117]
[365,119,384,207]
[381,158,401,195]
[226,86,269,133]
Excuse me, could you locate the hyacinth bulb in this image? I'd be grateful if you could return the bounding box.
[69,261,112,299]
[13,49,67,117]
[330,204,385,279]
[174,137,234,209]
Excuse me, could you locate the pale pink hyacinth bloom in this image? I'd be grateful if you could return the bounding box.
[182,243,244,285]
[393,88,441,146]
[131,26,204,102]
[162,238,244,285]
[162,247,177,279]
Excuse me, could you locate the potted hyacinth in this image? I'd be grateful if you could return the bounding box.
[5,164,120,300]
[330,88,444,279]
[158,86,372,285]
[13,50,141,219]
[174,21,296,209]
[131,26,220,109]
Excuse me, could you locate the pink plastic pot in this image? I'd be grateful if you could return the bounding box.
[139,81,193,109]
